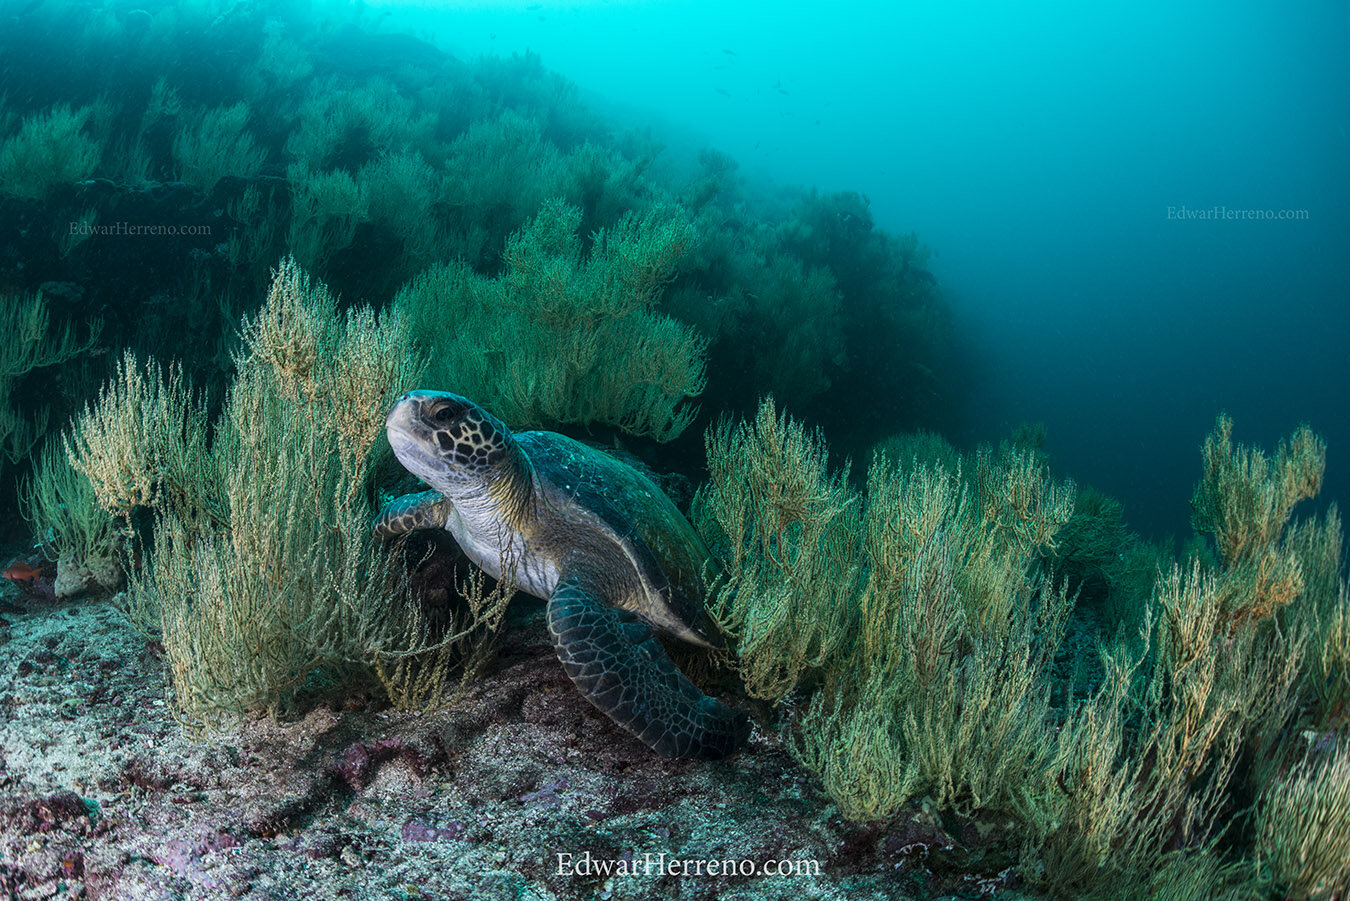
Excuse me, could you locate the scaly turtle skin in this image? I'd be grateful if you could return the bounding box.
[379,390,749,759]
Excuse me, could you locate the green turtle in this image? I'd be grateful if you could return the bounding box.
[378,391,749,759]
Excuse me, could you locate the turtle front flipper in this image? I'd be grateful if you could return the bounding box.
[374,490,452,540]
[546,574,750,759]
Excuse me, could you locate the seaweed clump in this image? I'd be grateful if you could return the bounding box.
[56,260,508,728]
[697,402,1349,898]
[395,199,706,442]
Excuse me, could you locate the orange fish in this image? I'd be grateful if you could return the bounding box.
[2,561,41,583]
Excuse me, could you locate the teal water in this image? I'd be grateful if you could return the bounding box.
[394,0,1350,538]
[0,0,1345,539]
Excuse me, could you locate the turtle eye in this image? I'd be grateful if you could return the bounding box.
[430,404,455,425]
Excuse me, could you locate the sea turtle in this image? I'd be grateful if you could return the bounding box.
[378,390,750,759]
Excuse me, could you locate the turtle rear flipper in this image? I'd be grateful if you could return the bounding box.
[547,575,749,759]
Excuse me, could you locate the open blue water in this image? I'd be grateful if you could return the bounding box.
[386,0,1349,538]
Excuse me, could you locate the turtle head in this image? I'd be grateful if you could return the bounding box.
[386,391,516,493]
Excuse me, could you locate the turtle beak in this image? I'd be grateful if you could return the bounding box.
[386,393,418,433]
[386,394,435,480]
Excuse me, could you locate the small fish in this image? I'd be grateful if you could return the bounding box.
[722,49,737,56]
[716,88,731,97]
[2,561,41,583]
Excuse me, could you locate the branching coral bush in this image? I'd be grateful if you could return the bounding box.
[1193,414,1325,566]
[798,448,1074,818]
[241,28,313,103]
[1311,580,1350,725]
[172,102,268,191]
[65,259,501,726]
[869,428,963,475]
[438,111,568,266]
[437,112,651,268]
[285,77,435,174]
[0,291,101,481]
[66,351,212,527]
[357,150,440,269]
[698,399,1075,819]
[0,103,103,199]
[724,255,845,405]
[1283,507,1348,725]
[1027,417,1332,899]
[794,697,918,821]
[560,141,652,237]
[226,183,287,287]
[472,50,603,149]
[774,188,951,431]
[1192,413,1325,623]
[1048,484,1167,631]
[397,198,707,441]
[286,163,368,271]
[21,440,117,576]
[693,398,862,701]
[1256,739,1350,898]
[703,405,1346,897]
[1033,560,1304,897]
[670,212,848,411]
[1188,414,1347,724]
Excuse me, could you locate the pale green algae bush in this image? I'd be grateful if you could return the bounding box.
[54,261,509,727]
[394,198,706,443]
[696,399,1348,899]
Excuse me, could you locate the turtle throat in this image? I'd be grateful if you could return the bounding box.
[479,441,537,525]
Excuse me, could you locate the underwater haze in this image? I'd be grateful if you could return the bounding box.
[5,0,1350,897]
[394,0,1350,538]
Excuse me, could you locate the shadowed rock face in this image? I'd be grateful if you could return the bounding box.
[0,592,1023,900]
